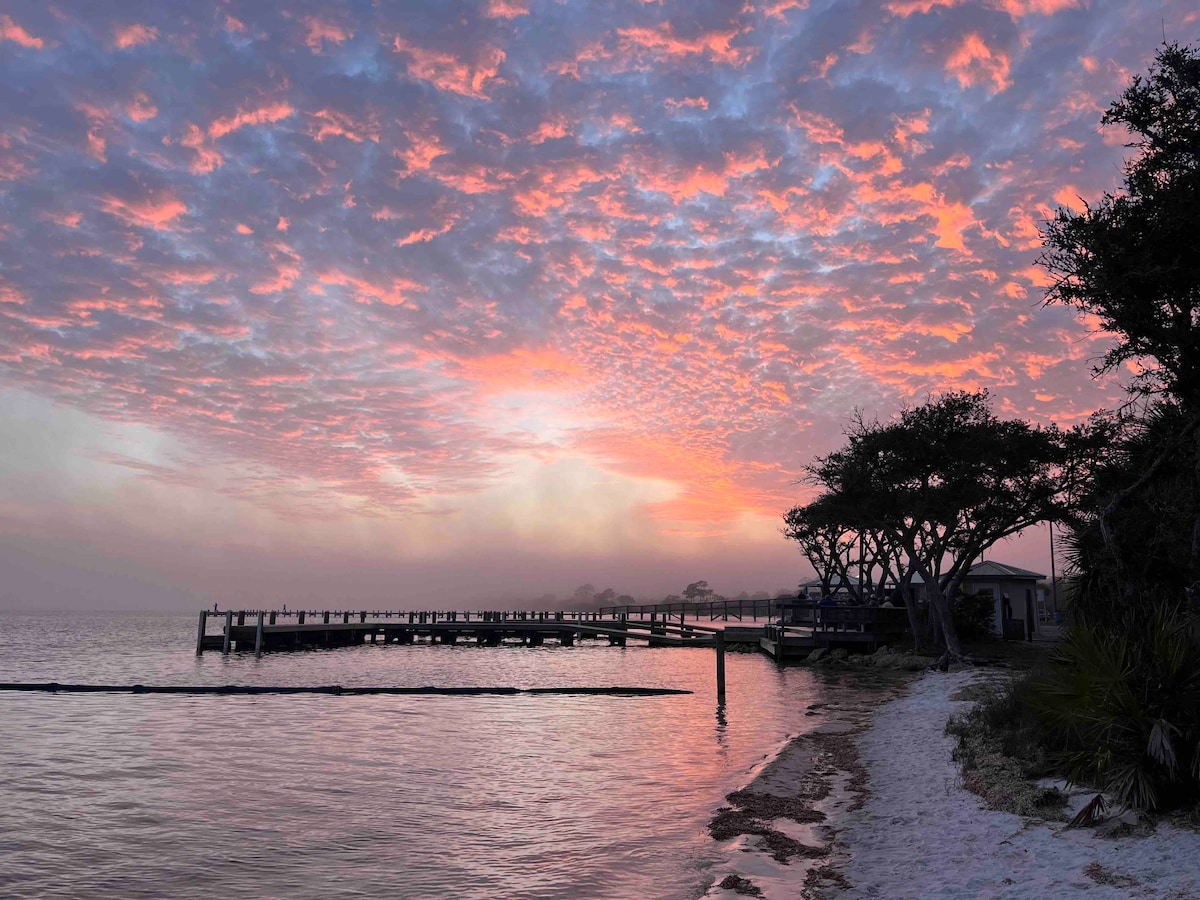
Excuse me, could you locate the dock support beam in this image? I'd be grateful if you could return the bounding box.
[255,611,264,658]
[195,610,207,655]
[715,631,726,700]
[222,610,233,654]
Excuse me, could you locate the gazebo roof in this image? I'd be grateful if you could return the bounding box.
[966,560,1046,581]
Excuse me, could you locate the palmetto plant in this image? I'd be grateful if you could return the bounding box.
[1033,604,1200,810]
[1041,400,1200,810]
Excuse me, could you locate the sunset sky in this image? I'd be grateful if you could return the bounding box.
[1,1,1193,610]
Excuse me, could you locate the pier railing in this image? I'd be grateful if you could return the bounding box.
[194,607,731,696]
[596,597,777,621]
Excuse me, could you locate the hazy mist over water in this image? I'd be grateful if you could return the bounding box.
[1,613,835,898]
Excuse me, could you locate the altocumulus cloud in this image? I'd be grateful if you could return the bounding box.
[0,0,1190,601]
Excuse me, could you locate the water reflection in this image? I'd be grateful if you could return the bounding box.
[1,613,830,900]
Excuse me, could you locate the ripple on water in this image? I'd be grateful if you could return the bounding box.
[0,612,844,899]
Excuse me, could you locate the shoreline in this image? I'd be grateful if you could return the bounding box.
[705,667,1200,899]
[702,668,913,898]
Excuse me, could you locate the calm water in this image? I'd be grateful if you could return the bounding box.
[0,613,831,899]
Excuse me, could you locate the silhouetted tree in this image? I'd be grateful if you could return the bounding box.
[1041,43,1200,405]
[798,392,1087,659]
[1041,42,1200,595]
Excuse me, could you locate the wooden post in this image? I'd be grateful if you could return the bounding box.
[222,610,233,654]
[361,611,367,623]
[323,611,330,624]
[269,610,277,625]
[195,610,207,655]
[343,611,349,624]
[255,611,265,658]
[715,631,726,700]
[298,610,305,624]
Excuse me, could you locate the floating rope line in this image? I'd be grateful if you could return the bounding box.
[0,683,691,697]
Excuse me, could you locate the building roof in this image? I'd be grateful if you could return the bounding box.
[966,560,1046,581]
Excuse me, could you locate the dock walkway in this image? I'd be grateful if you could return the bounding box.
[196,604,910,664]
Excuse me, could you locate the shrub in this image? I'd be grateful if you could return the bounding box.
[953,591,996,642]
[1029,604,1200,811]
[946,675,1067,817]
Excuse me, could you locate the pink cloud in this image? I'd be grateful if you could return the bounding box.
[393,36,506,99]
[485,0,531,18]
[945,32,1013,94]
[178,124,223,173]
[126,92,158,122]
[762,1,809,21]
[396,215,460,246]
[616,22,755,67]
[0,14,45,48]
[664,96,709,112]
[308,108,379,143]
[98,193,188,230]
[208,102,295,140]
[886,0,963,15]
[304,17,351,52]
[991,0,1080,16]
[317,269,425,307]
[114,24,158,49]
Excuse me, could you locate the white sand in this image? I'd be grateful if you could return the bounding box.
[836,670,1200,899]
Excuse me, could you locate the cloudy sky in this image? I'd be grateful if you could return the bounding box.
[0,1,1192,609]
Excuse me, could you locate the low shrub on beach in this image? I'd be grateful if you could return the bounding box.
[948,606,1200,815]
[1027,607,1200,812]
[946,676,1068,819]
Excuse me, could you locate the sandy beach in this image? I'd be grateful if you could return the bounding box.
[707,667,1200,899]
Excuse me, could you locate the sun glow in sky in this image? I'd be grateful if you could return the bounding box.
[0,0,1193,609]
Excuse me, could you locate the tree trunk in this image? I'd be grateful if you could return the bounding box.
[1190,429,1200,610]
[917,561,966,660]
[901,574,923,651]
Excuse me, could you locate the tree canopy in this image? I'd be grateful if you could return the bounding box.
[1040,43,1200,405]
[786,391,1091,657]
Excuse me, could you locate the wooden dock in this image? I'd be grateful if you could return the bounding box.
[759,606,910,661]
[195,609,731,656]
[195,604,910,667]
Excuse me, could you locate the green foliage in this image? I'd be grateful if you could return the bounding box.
[954,591,996,642]
[1028,607,1200,811]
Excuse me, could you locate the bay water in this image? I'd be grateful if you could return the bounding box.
[0,612,830,899]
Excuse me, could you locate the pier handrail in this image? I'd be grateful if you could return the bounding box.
[595,596,777,621]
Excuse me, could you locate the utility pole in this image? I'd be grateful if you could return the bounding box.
[1049,521,1059,617]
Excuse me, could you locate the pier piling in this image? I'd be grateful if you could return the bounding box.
[255,611,264,658]
[222,610,233,654]
[715,631,726,699]
[195,610,207,656]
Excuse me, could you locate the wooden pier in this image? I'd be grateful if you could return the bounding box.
[194,603,910,668]
[759,606,910,661]
[195,609,729,656]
